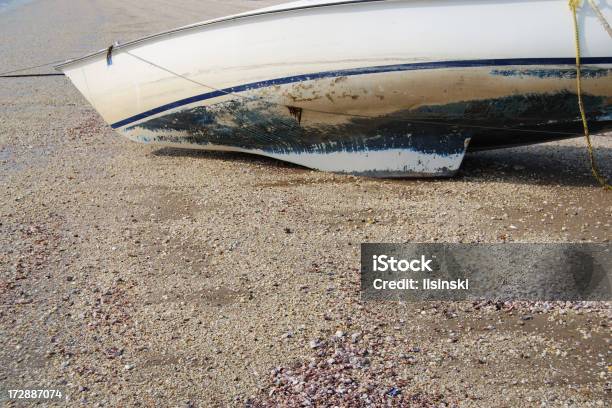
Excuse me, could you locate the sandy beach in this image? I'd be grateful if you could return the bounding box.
[1,0,611,406]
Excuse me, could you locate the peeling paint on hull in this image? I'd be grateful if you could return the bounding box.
[123,96,475,177]
[120,86,610,177]
[490,68,612,79]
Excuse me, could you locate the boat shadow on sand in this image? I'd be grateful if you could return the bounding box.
[151,143,611,188]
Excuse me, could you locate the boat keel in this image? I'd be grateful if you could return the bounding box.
[264,139,471,178]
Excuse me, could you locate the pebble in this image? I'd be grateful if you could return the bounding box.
[309,339,323,349]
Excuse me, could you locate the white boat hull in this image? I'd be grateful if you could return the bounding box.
[57,0,612,177]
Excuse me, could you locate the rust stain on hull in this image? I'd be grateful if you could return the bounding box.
[287,106,303,124]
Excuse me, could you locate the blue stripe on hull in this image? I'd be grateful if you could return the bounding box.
[110,57,612,129]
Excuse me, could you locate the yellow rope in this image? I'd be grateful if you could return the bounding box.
[569,0,611,190]
[587,0,612,37]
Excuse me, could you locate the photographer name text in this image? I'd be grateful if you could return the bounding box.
[371,255,469,291]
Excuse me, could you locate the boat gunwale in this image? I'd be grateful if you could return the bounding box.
[54,0,388,70]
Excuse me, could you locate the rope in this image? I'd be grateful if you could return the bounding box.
[0,59,69,76]
[0,73,64,78]
[569,0,611,190]
[588,0,612,37]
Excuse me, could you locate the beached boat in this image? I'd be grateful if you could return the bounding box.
[56,0,612,177]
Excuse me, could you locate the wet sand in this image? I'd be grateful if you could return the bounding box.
[1,0,610,406]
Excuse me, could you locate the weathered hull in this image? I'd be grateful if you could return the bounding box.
[57,0,612,177]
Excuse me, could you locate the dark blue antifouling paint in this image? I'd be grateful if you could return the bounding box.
[110,57,612,129]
